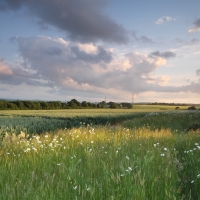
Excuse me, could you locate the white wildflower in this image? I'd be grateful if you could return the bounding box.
[128,167,132,171]
[73,186,77,190]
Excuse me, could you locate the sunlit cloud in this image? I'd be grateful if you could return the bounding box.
[1,36,197,99]
[0,59,13,75]
[156,16,175,25]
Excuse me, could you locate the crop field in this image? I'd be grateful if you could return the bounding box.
[0,108,200,199]
[0,105,194,118]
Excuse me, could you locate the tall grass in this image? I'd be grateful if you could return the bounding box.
[123,111,200,132]
[1,125,200,199]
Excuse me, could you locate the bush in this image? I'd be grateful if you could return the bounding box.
[187,106,196,110]
[187,121,200,132]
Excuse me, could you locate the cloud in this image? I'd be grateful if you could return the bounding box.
[132,32,154,43]
[0,59,13,76]
[197,69,200,76]
[150,51,176,59]
[70,45,112,64]
[0,0,128,44]
[188,18,200,33]
[1,36,200,101]
[175,38,199,45]
[7,36,113,89]
[1,36,167,94]
[156,16,175,25]
[0,87,8,91]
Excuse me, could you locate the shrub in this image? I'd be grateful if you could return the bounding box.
[187,121,200,132]
[187,106,196,110]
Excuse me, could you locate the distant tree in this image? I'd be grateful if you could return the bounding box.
[175,106,180,110]
[92,103,97,108]
[121,103,132,109]
[40,102,49,109]
[7,102,18,110]
[81,101,88,107]
[33,102,41,110]
[14,100,25,109]
[99,101,106,108]
[23,101,36,110]
[126,103,133,109]
[0,101,5,110]
[188,106,196,110]
[109,102,118,109]
[67,99,81,108]
[61,102,68,109]
[87,102,92,107]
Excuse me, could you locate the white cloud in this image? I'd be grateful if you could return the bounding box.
[156,16,175,25]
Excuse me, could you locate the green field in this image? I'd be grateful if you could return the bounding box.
[0,105,195,118]
[0,108,200,199]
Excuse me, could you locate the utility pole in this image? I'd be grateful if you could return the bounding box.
[132,93,134,105]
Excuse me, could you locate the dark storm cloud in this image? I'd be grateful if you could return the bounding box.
[0,0,128,44]
[150,51,176,58]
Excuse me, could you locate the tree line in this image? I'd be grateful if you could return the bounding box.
[0,99,133,110]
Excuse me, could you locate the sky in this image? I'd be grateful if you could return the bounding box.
[0,0,200,103]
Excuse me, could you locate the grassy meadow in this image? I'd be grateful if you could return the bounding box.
[0,107,200,199]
